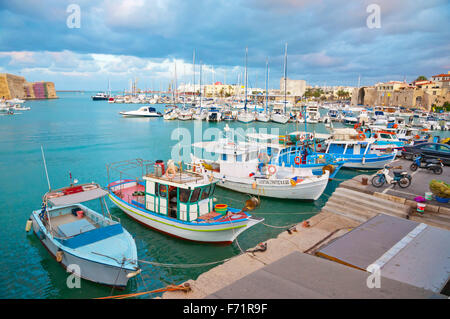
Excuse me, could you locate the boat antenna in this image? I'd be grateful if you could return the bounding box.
[40,145,51,191]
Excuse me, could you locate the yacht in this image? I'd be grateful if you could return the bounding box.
[91,92,110,101]
[119,106,162,117]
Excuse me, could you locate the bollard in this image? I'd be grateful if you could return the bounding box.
[361,177,368,185]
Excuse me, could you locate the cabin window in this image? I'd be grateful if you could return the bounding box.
[236,154,242,162]
[156,183,167,198]
[200,185,211,200]
[179,188,190,203]
[380,134,391,139]
[222,153,227,161]
[190,188,201,202]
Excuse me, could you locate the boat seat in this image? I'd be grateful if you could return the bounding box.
[57,218,96,238]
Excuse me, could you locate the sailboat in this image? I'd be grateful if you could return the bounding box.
[237,47,255,124]
[271,43,290,124]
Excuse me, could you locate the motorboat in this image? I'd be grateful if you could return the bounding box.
[119,106,162,117]
[91,92,110,101]
[27,181,140,288]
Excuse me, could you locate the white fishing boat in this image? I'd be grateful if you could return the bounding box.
[191,135,330,201]
[119,106,162,117]
[106,159,263,244]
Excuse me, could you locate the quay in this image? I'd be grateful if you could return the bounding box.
[161,158,450,299]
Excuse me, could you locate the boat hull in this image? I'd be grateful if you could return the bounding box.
[108,192,261,244]
[30,214,136,288]
[339,153,396,169]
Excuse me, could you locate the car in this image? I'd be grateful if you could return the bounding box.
[402,142,450,165]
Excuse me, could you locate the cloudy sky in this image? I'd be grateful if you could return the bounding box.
[0,0,449,91]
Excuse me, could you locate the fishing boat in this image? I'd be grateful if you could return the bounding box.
[106,159,263,244]
[119,106,162,117]
[27,149,139,288]
[191,138,331,201]
[325,139,397,169]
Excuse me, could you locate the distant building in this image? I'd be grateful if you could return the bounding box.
[0,73,57,100]
[280,77,306,97]
[351,75,450,110]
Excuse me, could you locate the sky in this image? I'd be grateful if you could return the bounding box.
[0,0,449,91]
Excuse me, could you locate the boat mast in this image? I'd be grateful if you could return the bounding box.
[265,57,269,114]
[244,47,248,111]
[200,61,203,108]
[40,145,51,191]
[193,49,196,106]
[284,42,288,114]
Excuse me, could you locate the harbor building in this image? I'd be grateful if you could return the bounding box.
[0,73,57,100]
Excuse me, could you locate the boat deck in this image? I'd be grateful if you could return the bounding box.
[114,184,145,204]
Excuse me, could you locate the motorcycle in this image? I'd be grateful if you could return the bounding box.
[410,155,443,175]
[371,165,412,188]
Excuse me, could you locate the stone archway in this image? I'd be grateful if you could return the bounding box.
[357,87,365,105]
[415,96,423,108]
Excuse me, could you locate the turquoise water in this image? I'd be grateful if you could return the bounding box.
[0,92,448,299]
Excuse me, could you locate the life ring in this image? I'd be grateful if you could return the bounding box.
[166,167,176,179]
[267,165,277,175]
[414,135,420,139]
[82,184,97,191]
[356,133,365,141]
[294,156,302,165]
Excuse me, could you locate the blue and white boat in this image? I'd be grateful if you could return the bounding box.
[325,140,397,169]
[27,182,140,288]
[247,132,345,179]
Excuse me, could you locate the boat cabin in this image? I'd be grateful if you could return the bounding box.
[142,166,216,222]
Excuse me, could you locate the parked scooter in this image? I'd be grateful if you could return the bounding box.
[371,165,412,188]
[410,155,443,175]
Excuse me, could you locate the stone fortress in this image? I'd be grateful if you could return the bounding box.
[351,71,450,110]
[0,73,57,100]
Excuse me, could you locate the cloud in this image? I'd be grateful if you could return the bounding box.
[0,0,448,89]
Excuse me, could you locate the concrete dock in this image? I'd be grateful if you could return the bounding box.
[161,158,450,299]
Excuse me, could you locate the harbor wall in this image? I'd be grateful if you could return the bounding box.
[0,73,57,100]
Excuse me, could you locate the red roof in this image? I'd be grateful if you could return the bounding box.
[432,73,450,78]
